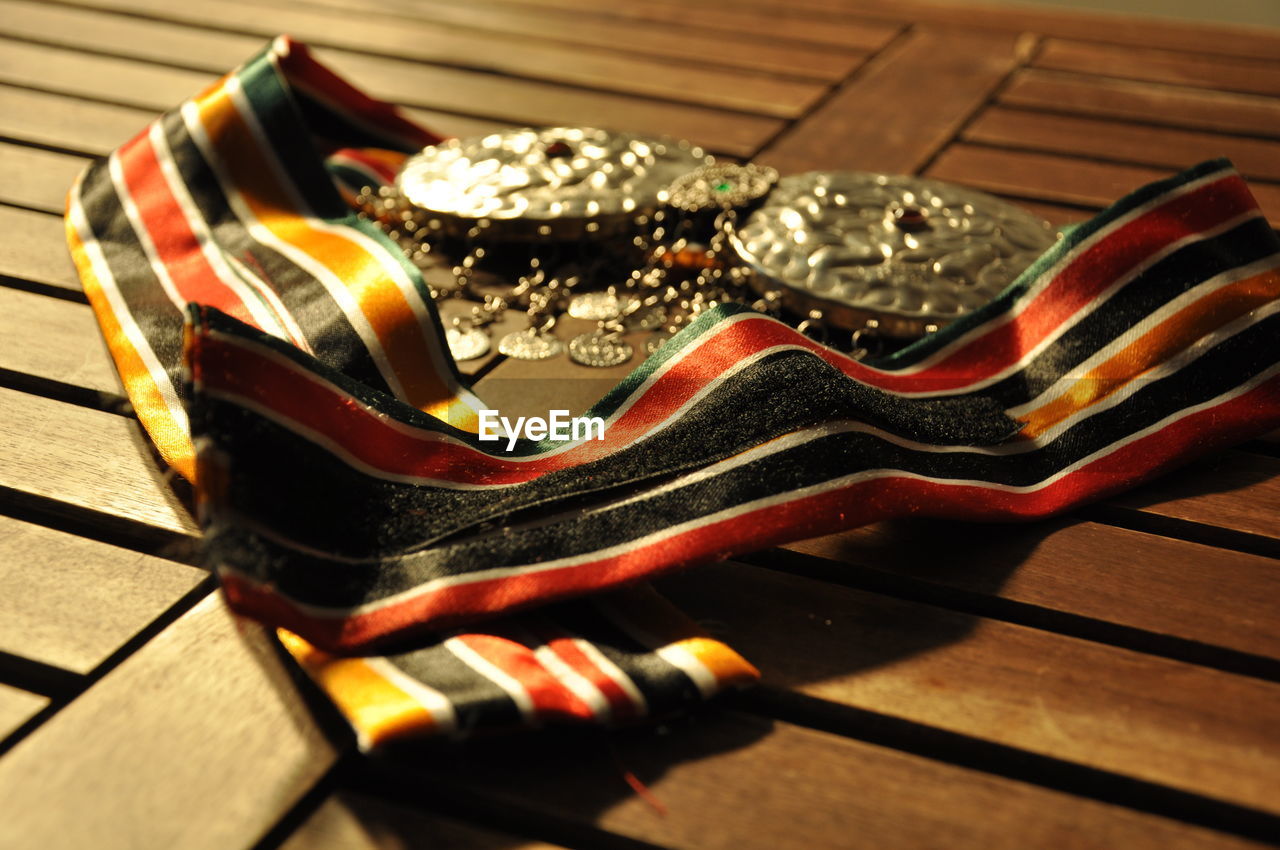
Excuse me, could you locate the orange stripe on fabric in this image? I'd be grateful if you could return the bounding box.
[609,588,760,688]
[277,629,437,747]
[68,215,197,481]
[1020,269,1280,438]
[191,83,471,423]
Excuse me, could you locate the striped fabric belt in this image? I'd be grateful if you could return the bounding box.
[67,37,1280,750]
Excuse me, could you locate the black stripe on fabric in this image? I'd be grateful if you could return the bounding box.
[193,339,1016,556]
[205,307,1280,610]
[546,599,706,716]
[386,641,524,734]
[292,87,418,155]
[77,158,188,385]
[236,51,349,219]
[159,112,400,398]
[964,218,1280,408]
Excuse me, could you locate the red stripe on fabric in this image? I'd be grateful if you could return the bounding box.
[529,623,640,721]
[331,148,399,183]
[219,372,1280,653]
[196,318,852,483]
[453,633,597,722]
[864,175,1259,394]
[118,131,259,326]
[272,38,440,149]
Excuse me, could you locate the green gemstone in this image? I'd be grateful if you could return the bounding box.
[713,181,732,192]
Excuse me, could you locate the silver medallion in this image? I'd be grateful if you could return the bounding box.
[567,291,633,321]
[568,332,633,368]
[446,326,490,361]
[396,127,714,240]
[667,163,778,213]
[498,329,564,361]
[729,172,1057,338]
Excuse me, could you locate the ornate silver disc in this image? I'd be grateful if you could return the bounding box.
[568,332,633,368]
[396,127,713,240]
[446,326,490,361]
[498,329,564,360]
[729,172,1057,338]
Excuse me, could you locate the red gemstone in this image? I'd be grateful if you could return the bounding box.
[544,141,572,158]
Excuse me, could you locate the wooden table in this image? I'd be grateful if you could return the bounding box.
[1,0,1278,847]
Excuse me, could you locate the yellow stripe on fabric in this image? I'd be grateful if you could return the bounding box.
[191,82,475,428]
[1019,269,1280,438]
[667,636,760,688]
[277,629,438,748]
[608,587,761,689]
[68,214,197,482]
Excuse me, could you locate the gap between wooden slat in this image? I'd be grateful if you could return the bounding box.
[757,27,1033,174]
[668,0,1280,62]
[1001,69,1280,141]
[926,144,1280,227]
[654,559,1280,819]
[964,105,1280,183]
[356,707,1270,850]
[246,0,863,83]
[0,683,48,742]
[33,0,827,119]
[433,0,902,51]
[1034,38,1280,99]
[277,790,569,850]
[0,3,783,158]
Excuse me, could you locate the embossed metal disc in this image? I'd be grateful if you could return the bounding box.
[568,332,633,367]
[396,127,713,240]
[446,326,490,361]
[498,329,564,360]
[667,163,778,213]
[729,172,1057,338]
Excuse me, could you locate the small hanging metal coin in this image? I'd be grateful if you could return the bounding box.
[567,291,633,321]
[568,331,633,367]
[446,326,490,361]
[498,329,564,360]
[624,304,667,332]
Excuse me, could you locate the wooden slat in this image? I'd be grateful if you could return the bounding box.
[47,0,827,118]
[281,792,565,850]
[464,0,902,50]
[0,595,337,850]
[393,711,1266,850]
[758,27,1029,174]
[0,207,80,293]
[1001,69,1280,139]
[256,0,864,82]
[0,514,205,674]
[1034,39,1280,99]
[657,561,1280,814]
[965,106,1280,183]
[0,1,782,157]
[0,287,120,395]
[0,83,150,155]
[1002,196,1092,227]
[925,144,1280,227]
[1108,450,1280,542]
[0,386,197,537]
[0,36,215,110]
[785,517,1280,663]
[0,142,88,215]
[705,0,1280,62]
[0,683,47,740]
